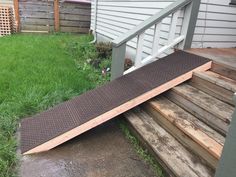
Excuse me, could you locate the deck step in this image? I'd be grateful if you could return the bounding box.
[190,71,236,105]
[166,84,234,136]
[143,96,224,169]
[211,62,236,81]
[124,108,214,177]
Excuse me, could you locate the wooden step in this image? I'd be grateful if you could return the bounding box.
[166,84,234,136]
[186,48,236,80]
[143,96,224,169]
[190,71,236,105]
[124,108,214,177]
[211,62,236,81]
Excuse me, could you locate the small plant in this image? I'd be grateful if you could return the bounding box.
[95,42,112,59]
[119,119,165,177]
[124,58,133,70]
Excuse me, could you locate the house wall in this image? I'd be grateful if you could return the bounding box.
[0,0,13,7]
[90,0,236,53]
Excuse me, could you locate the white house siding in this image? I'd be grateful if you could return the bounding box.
[193,0,236,48]
[91,0,182,57]
[0,0,13,7]
[91,0,236,55]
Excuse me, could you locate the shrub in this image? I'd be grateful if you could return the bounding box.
[95,42,112,59]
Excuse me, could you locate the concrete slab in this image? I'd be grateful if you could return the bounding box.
[19,119,157,177]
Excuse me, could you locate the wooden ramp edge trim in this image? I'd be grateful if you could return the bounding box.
[23,61,212,155]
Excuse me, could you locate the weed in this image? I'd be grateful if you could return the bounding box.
[119,119,165,177]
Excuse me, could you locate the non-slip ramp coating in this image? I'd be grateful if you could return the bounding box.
[20,51,212,154]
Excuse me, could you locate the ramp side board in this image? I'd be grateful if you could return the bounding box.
[20,51,212,155]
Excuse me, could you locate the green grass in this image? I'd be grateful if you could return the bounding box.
[0,33,109,177]
[119,120,165,177]
[0,33,162,177]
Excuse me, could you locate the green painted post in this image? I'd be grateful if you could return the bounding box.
[179,0,201,49]
[215,93,236,177]
[110,43,126,80]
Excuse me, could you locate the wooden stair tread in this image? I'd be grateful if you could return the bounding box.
[193,71,236,93]
[190,71,235,106]
[144,97,223,168]
[169,84,234,124]
[211,62,236,81]
[125,108,214,177]
[166,88,229,136]
[148,96,225,146]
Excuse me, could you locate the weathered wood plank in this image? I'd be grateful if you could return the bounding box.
[60,13,91,21]
[60,20,90,28]
[190,71,236,105]
[144,96,224,169]
[19,0,91,33]
[19,11,54,19]
[54,0,60,32]
[194,71,236,93]
[125,108,214,177]
[20,18,54,26]
[60,2,91,10]
[170,84,233,123]
[211,62,236,81]
[59,7,91,15]
[60,26,89,33]
[20,24,53,32]
[190,77,234,106]
[14,0,20,32]
[166,84,234,136]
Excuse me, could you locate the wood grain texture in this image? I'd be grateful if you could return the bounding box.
[190,71,236,105]
[166,84,234,136]
[54,0,60,32]
[125,109,214,177]
[13,0,20,32]
[144,96,223,168]
[211,62,236,81]
[18,0,91,33]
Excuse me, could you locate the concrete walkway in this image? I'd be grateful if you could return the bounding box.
[19,119,156,177]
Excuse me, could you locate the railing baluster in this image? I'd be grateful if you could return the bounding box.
[152,22,162,55]
[135,32,145,68]
[168,10,180,44]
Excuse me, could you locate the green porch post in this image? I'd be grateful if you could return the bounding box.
[215,93,236,177]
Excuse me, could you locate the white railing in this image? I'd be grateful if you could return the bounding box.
[111,0,201,80]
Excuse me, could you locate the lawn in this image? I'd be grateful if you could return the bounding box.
[0,33,164,177]
[0,34,110,177]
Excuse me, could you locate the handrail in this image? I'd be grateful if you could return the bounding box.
[112,0,191,47]
[110,0,201,80]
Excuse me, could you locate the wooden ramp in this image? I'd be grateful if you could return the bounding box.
[20,51,212,155]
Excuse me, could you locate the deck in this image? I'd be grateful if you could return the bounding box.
[188,48,236,70]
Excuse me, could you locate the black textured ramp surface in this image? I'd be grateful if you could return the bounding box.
[20,51,211,154]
